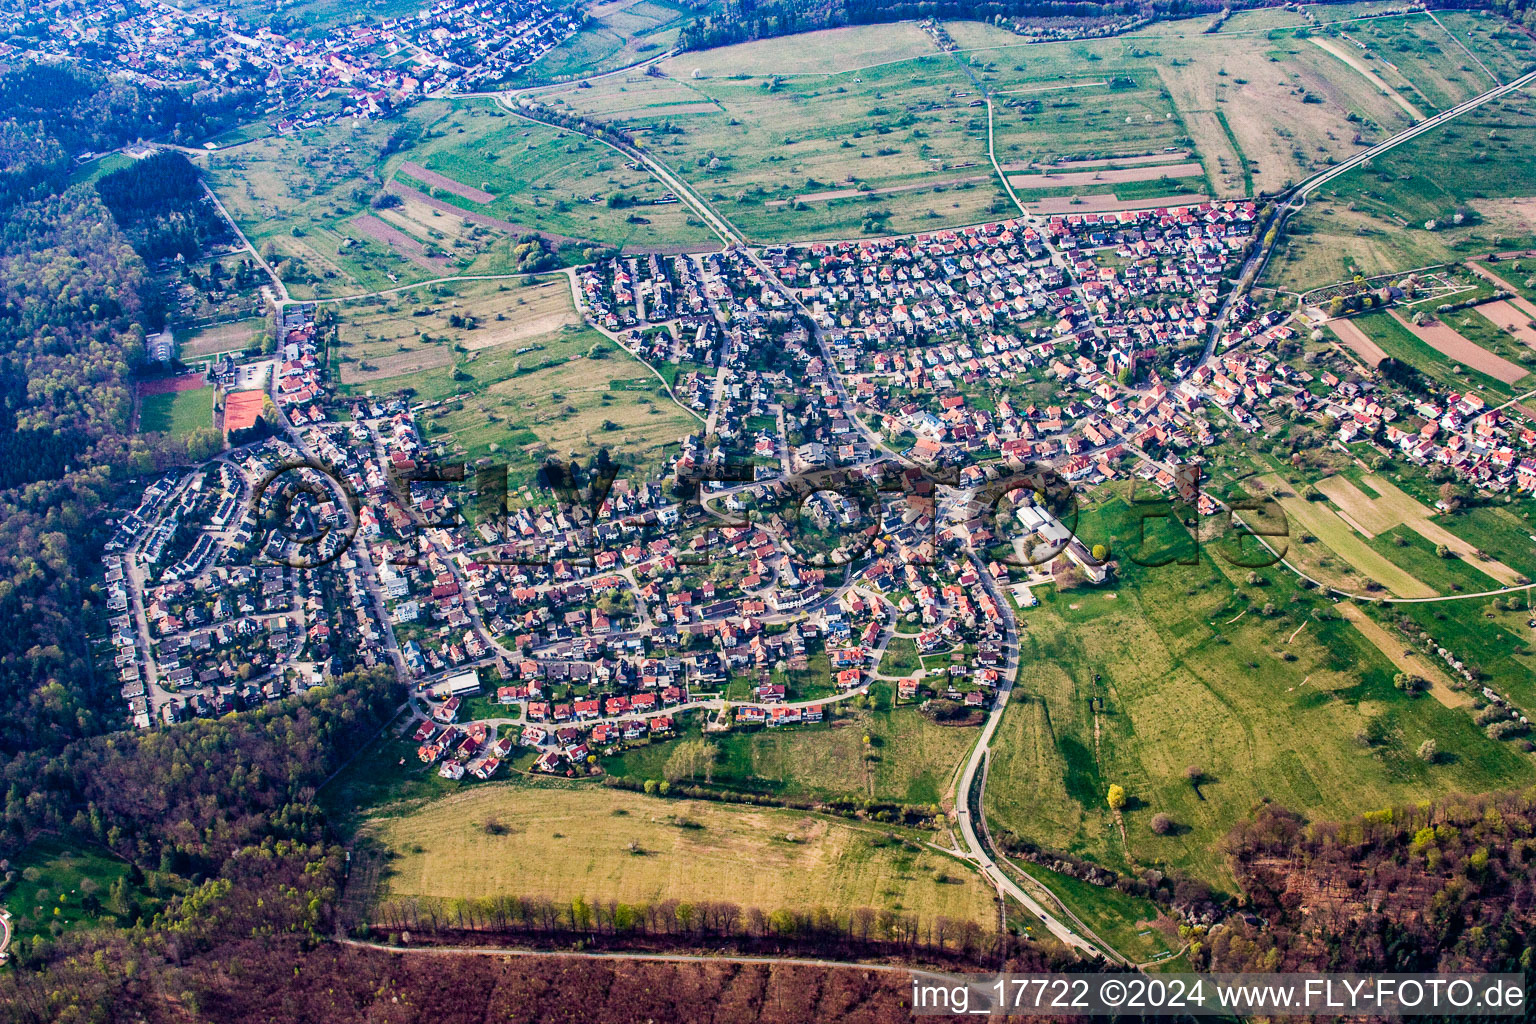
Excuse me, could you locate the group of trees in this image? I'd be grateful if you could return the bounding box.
[95,151,231,263]
[1206,793,1536,972]
[370,892,1007,963]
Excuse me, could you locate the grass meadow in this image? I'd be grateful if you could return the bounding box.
[357,783,998,926]
[982,488,1535,889]
[335,274,693,486]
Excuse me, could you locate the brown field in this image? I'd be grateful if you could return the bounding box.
[397,161,495,203]
[1007,161,1204,189]
[351,214,451,273]
[1388,309,1529,384]
[1475,300,1536,347]
[1021,193,1207,214]
[362,784,997,926]
[387,181,593,247]
[224,390,266,431]
[1329,318,1389,367]
[1339,603,1469,708]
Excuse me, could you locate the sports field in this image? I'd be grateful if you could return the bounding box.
[139,386,214,438]
[361,783,997,926]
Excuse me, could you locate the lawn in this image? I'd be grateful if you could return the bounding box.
[358,783,998,926]
[981,492,1536,888]
[138,386,214,438]
[2,836,149,946]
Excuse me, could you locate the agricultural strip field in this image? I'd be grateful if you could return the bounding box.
[1252,473,1438,598]
[1262,81,1536,293]
[1338,602,1469,708]
[1472,300,1536,347]
[1387,309,1530,385]
[1316,473,1525,587]
[980,507,1533,887]
[358,783,998,926]
[1327,318,1389,367]
[387,100,718,253]
[138,386,214,438]
[1348,311,1526,400]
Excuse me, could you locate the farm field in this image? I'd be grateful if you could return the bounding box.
[504,0,717,86]
[1248,473,1437,598]
[385,100,718,252]
[525,9,1536,246]
[335,274,692,485]
[981,496,1536,887]
[1346,311,1526,400]
[607,697,976,807]
[138,386,214,438]
[358,783,998,926]
[1388,308,1531,385]
[1264,82,1536,293]
[1315,472,1525,587]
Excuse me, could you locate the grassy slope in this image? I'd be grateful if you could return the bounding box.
[982,491,1535,888]
[359,783,998,925]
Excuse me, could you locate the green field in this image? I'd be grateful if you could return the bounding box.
[386,100,718,252]
[357,782,998,926]
[504,0,708,86]
[138,386,214,438]
[336,274,694,486]
[608,693,975,807]
[1265,83,1536,292]
[2,836,148,947]
[981,491,1536,888]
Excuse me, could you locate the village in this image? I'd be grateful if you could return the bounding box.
[1,0,580,139]
[94,183,1536,789]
